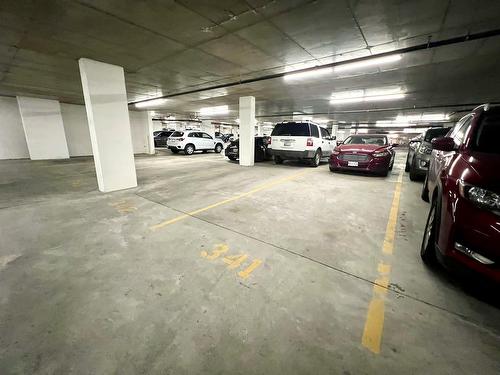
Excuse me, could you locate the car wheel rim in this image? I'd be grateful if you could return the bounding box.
[423,206,435,250]
[315,153,320,164]
[187,146,193,154]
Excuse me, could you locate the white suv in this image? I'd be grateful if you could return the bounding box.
[167,131,224,155]
[269,121,335,167]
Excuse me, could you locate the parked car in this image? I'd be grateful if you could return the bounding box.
[329,134,395,176]
[420,104,500,283]
[154,130,174,147]
[404,134,423,172]
[269,121,335,167]
[406,127,451,181]
[225,136,271,162]
[167,131,224,155]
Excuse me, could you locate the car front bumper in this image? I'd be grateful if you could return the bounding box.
[438,197,500,283]
[412,153,431,176]
[329,154,391,173]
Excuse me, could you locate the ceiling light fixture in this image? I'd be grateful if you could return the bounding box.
[199,105,229,116]
[284,67,333,81]
[330,87,405,105]
[334,54,402,72]
[135,98,167,108]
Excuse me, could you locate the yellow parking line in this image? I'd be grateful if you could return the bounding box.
[362,170,403,354]
[150,169,310,231]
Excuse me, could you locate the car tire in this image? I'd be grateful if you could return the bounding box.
[215,143,223,153]
[184,144,195,155]
[274,155,283,164]
[421,173,430,202]
[228,156,237,161]
[329,165,336,172]
[409,159,420,181]
[405,155,411,172]
[420,196,440,265]
[171,148,179,154]
[310,149,321,167]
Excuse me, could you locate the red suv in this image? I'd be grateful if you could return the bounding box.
[421,105,500,283]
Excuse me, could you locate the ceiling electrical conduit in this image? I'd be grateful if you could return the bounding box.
[129,29,500,106]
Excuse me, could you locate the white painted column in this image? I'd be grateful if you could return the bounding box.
[239,96,255,166]
[17,96,69,160]
[147,111,155,154]
[78,58,137,192]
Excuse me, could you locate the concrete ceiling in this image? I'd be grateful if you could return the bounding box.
[1,0,500,124]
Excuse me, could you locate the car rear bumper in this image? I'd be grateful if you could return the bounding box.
[271,149,316,160]
[329,155,391,173]
[438,199,500,283]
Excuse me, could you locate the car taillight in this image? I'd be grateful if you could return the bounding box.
[306,138,313,146]
[267,138,271,145]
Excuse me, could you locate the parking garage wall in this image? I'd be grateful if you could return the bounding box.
[0,97,152,159]
[61,103,93,157]
[0,96,29,159]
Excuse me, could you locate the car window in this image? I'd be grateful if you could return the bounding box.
[424,127,451,142]
[310,125,319,138]
[453,117,472,146]
[472,111,500,154]
[188,132,198,138]
[320,127,330,139]
[171,131,184,137]
[344,135,387,145]
[201,133,212,139]
[271,122,311,137]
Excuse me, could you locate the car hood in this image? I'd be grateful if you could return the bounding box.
[464,151,500,191]
[338,144,387,153]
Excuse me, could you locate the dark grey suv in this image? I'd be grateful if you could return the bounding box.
[407,127,451,181]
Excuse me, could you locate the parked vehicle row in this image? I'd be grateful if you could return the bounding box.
[419,105,499,284]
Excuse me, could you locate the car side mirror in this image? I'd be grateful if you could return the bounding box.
[431,136,455,152]
[336,140,343,146]
[330,135,336,141]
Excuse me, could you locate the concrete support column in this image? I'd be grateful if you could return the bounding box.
[17,96,69,160]
[201,120,215,136]
[331,124,339,138]
[78,58,137,192]
[147,111,155,155]
[239,96,255,166]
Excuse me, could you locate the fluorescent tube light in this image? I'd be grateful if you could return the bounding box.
[200,105,229,116]
[284,67,333,81]
[334,54,402,72]
[135,98,167,108]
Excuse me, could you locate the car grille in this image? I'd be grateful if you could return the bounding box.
[340,154,369,162]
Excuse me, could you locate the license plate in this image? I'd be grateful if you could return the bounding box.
[347,161,359,167]
[283,141,292,147]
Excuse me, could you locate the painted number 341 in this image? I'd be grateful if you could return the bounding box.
[201,244,262,279]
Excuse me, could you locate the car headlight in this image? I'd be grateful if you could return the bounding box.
[418,145,432,154]
[459,181,500,213]
[373,151,389,158]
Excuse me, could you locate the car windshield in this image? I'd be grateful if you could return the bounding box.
[473,111,500,154]
[344,136,387,145]
[271,122,310,137]
[170,131,184,137]
[424,127,450,142]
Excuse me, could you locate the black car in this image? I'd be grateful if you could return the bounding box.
[154,131,173,147]
[225,136,271,162]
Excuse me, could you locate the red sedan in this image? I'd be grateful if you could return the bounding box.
[421,104,500,283]
[329,134,395,176]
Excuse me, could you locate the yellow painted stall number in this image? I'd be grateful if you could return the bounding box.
[201,244,263,279]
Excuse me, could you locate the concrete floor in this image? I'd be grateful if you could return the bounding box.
[0,149,499,374]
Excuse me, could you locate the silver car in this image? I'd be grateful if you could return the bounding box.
[407,127,451,181]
